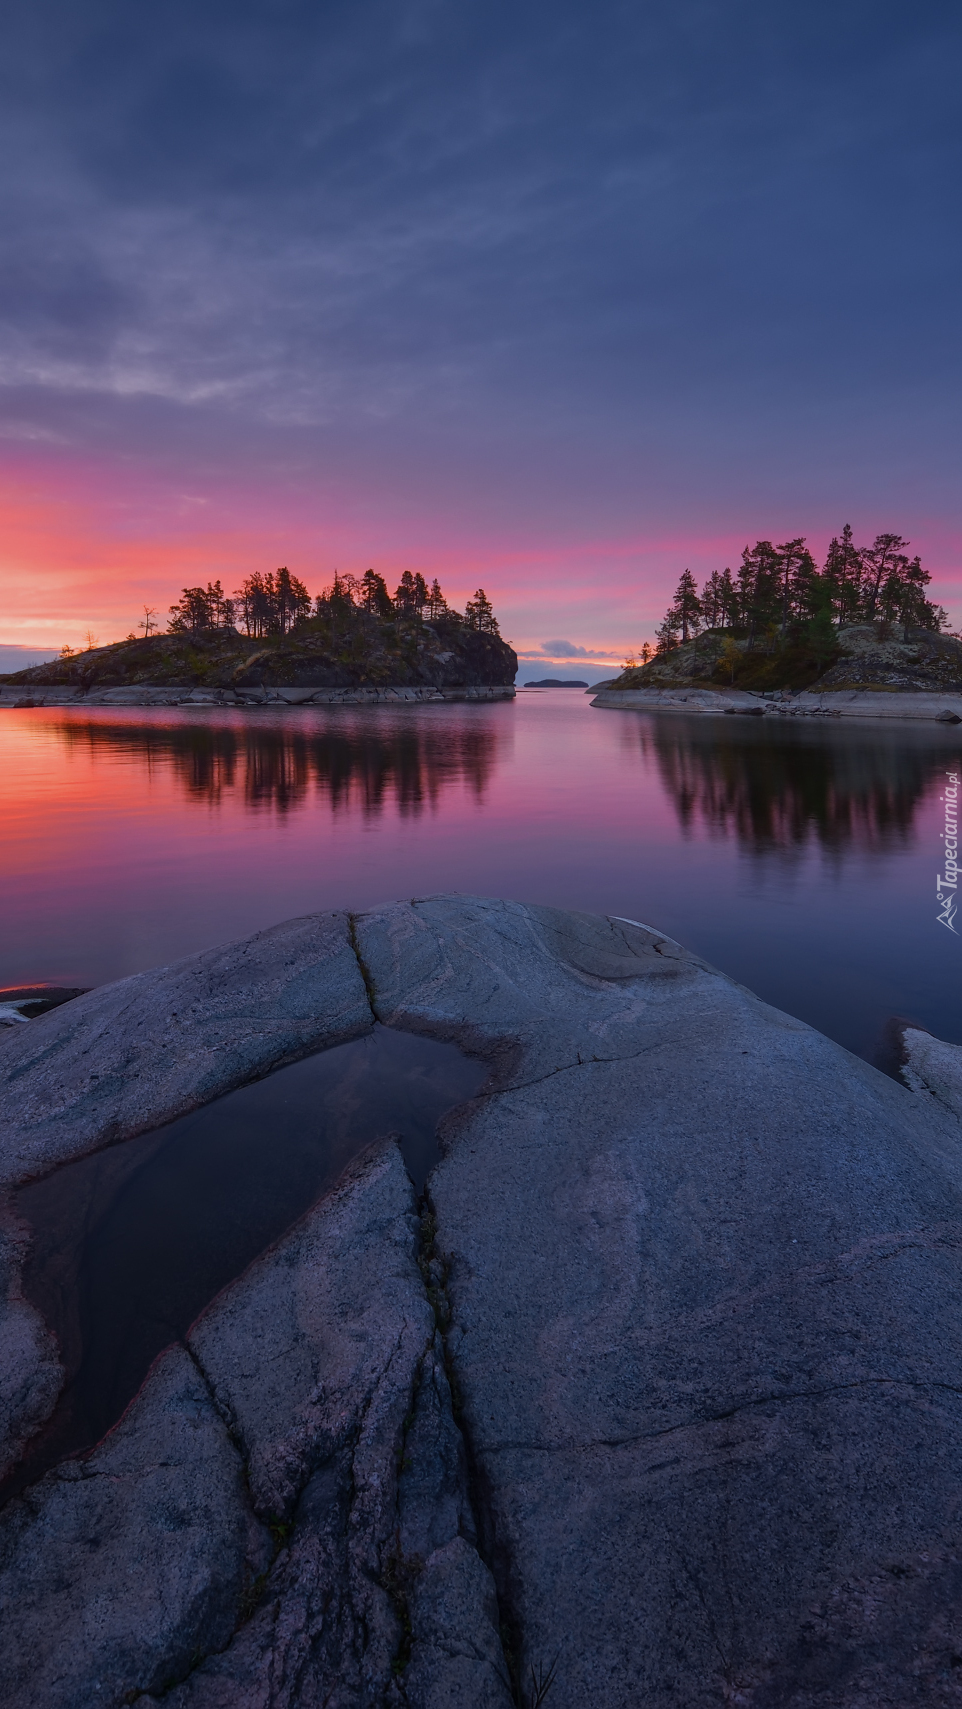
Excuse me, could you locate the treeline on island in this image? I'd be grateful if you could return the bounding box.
[619,527,961,695]
[157,569,500,641]
[9,571,516,693]
[650,528,945,658]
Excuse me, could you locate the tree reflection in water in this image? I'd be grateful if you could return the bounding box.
[54,710,506,817]
[631,717,960,858]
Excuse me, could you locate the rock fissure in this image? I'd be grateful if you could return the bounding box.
[482,1374,962,1460]
[416,1193,522,1706]
[469,1038,664,1102]
[348,913,380,1022]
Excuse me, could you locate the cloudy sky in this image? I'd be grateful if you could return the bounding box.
[0,0,959,668]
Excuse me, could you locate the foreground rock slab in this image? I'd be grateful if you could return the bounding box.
[0,1343,271,1708]
[2,897,962,1706]
[356,898,962,1706]
[0,910,372,1476]
[0,1141,512,1709]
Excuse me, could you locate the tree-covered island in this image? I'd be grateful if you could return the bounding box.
[2,571,517,691]
[615,527,962,693]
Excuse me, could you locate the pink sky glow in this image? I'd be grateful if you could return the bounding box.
[2,453,961,664]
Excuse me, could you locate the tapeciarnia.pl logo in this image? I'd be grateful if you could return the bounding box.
[938,772,959,933]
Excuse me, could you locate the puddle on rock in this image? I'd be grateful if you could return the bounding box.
[6,1023,486,1501]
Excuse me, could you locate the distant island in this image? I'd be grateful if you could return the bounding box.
[522,678,589,687]
[0,571,517,693]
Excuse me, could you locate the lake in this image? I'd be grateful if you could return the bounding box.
[2,689,960,1065]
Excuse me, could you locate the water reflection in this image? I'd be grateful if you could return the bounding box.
[633,718,961,857]
[53,709,507,817]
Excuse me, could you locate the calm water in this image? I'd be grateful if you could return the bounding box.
[8,1025,485,1496]
[2,690,960,1063]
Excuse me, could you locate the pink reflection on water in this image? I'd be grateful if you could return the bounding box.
[1,693,959,1061]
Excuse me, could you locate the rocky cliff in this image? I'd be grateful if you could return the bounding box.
[614,623,962,695]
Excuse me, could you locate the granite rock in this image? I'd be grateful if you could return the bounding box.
[142,1141,511,1709]
[899,1023,962,1125]
[4,898,962,1706]
[0,909,372,1474]
[355,897,962,1706]
[0,909,371,1189]
[0,1343,271,1709]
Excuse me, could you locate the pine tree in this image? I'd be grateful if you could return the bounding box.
[862,534,910,619]
[274,568,312,633]
[464,589,500,634]
[168,580,236,633]
[701,570,725,629]
[774,538,809,631]
[822,524,863,623]
[719,567,738,628]
[426,578,447,620]
[394,571,419,616]
[668,569,702,644]
[879,552,938,634]
[360,569,394,619]
[737,543,780,649]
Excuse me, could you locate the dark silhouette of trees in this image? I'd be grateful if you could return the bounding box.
[652,525,947,658]
[233,569,310,637]
[775,538,814,634]
[823,524,863,624]
[701,571,725,629]
[168,580,236,633]
[394,571,419,617]
[861,534,910,620]
[427,578,447,619]
[392,571,430,618]
[657,571,702,653]
[359,570,394,618]
[464,588,500,635]
[161,565,505,650]
[655,611,680,654]
[672,570,702,643]
[273,568,313,633]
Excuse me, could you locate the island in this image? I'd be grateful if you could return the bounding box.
[594,530,962,720]
[592,624,962,720]
[0,571,517,707]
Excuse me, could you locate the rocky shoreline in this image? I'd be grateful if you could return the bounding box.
[0,683,515,709]
[592,684,962,721]
[3,897,962,1705]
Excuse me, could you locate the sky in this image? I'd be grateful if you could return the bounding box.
[0,0,959,671]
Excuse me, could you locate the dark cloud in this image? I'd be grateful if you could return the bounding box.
[0,0,958,524]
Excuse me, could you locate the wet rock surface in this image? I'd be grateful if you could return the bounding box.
[2,897,962,1705]
[0,909,372,1189]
